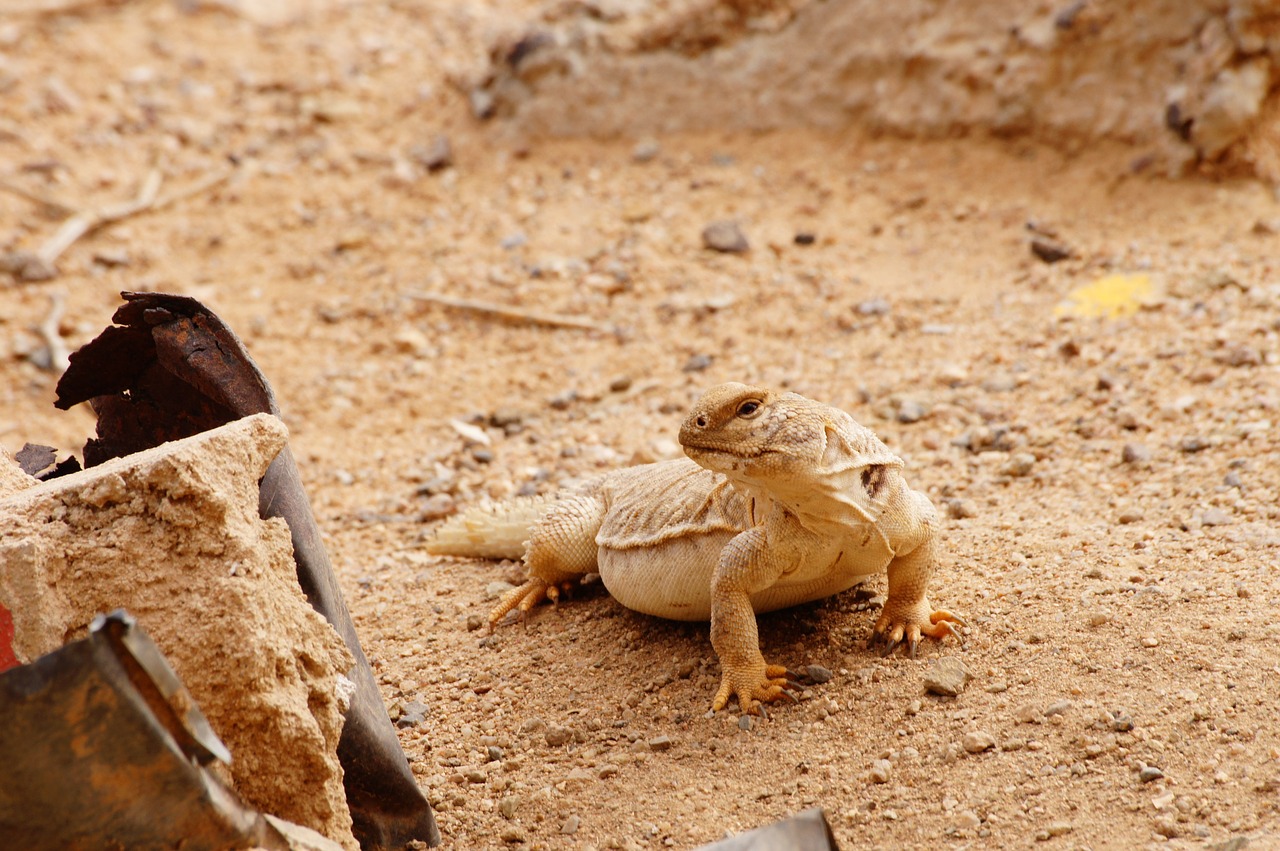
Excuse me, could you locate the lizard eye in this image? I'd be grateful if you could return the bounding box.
[735,400,761,418]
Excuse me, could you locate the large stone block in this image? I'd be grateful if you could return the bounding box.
[0,414,357,850]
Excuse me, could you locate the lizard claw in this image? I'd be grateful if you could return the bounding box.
[712,662,795,716]
[872,606,965,658]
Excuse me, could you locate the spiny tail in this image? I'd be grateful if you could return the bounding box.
[424,496,557,560]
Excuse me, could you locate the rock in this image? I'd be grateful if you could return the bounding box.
[944,498,977,520]
[0,415,357,846]
[561,815,581,835]
[498,795,521,819]
[545,725,573,747]
[1117,509,1143,524]
[409,135,453,171]
[923,657,970,697]
[632,138,660,162]
[682,353,713,372]
[396,700,429,728]
[955,810,982,830]
[1001,453,1036,477]
[869,758,892,783]
[1180,436,1210,453]
[805,665,834,684]
[896,399,927,424]
[499,825,527,844]
[738,715,755,732]
[648,735,674,752]
[856,298,891,316]
[487,746,505,762]
[519,717,547,735]
[961,731,995,753]
[1193,59,1270,159]
[1044,699,1073,717]
[1014,704,1044,724]
[1139,766,1164,783]
[1200,507,1231,527]
[794,231,816,245]
[1030,237,1071,263]
[701,220,749,253]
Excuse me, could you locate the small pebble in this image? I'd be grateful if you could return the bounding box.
[955,810,982,830]
[1140,636,1160,648]
[794,231,816,245]
[1014,704,1044,724]
[869,758,892,783]
[632,139,660,162]
[561,815,581,835]
[409,135,453,171]
[1200,507,1231,526]
[806,665,834,684]
[962,730,996,753]
[648,735,674,752]
[945,498,978,520]
[856,298,891,316]
[498,795,521,819]
[896,399,927,423]
[1139,765,1165,783]
[1001,453,1036,477]
[499,826,526,844]
[487,745,505,762]
[701,220,749,253]
[682,353,714,372]
[1030,237,1071,263]
[545,725,573,747]
[738,715,755,732]
[1044,699,1073,717]
[923,657,970,697]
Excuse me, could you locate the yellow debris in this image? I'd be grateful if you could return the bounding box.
[1054,274,1155,319]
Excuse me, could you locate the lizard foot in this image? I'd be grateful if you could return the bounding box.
[712,663,802,716]
[488,577,575,628]
[871,608,965,658]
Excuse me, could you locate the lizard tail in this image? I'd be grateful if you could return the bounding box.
[424,496,556,560]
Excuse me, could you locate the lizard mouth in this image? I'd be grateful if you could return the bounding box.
[682,442,767,461]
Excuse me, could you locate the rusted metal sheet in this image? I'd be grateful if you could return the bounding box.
[0,611,288,851]
[54,292,439,850]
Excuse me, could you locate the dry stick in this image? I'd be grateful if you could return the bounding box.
[406,291,612,332]
[37,169,162,267]
[0,181,75,217]
[34,167,234,269]
[37,291,70,374]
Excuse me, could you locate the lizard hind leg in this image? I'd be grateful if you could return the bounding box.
[487,494,604,628]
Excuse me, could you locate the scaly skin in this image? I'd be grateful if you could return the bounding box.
[427,382,964,714]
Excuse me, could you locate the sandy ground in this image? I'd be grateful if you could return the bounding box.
[2,2,1280,850]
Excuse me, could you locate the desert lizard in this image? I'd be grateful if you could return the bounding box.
[427,382,963,713]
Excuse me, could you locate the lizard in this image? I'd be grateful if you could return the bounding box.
[426,382,963,714]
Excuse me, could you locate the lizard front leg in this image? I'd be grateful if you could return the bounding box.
[489,494,604,627]
[709,525,803,715]
[870,493,964,656]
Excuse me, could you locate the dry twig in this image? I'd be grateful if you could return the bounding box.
[36,292,70,374]
[2,167,234,281]
[406,291,612,332]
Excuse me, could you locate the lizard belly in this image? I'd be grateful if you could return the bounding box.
[749,526,892,614]
[596,533,733,621]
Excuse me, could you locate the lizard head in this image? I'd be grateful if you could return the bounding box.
[679,382,821,478]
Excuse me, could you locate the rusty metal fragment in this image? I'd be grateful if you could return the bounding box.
[0,610,288,851]
[54,291,440,850]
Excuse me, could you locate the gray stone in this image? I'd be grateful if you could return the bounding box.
[805,665,834,684]
[701,220,749,253]
[923,656,970,697]
[1139,765,1164,783]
